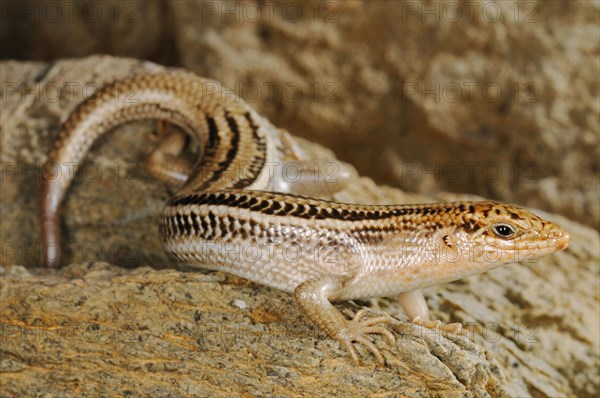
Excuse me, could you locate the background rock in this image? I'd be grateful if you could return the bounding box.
[1,57,599,397]
[0,0,598,229]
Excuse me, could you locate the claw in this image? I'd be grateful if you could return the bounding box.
[412,317,466,336]
[335,309,396,365]
[361,315,391,327]
[353,309,369,322]
[354,335,383,365]
[340,340,360,365]
[363,326,396,346]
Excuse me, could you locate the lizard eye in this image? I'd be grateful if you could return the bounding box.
[491,223,517,239]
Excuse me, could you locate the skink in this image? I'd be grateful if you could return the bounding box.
[41,70,570,365]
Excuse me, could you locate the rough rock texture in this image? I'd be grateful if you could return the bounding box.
[1,57,599,397]
[1,0,598,229]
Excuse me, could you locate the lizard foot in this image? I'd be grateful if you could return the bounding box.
[145,129,192,187]
[337,309,396,365]
[412,316,466,336]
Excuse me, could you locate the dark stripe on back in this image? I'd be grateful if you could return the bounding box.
[223,111,241,164]
[167,191,448,222]
[196,111,241,189]
[231,112,267,189]
[244,111,261,140]
[205,115,220,149]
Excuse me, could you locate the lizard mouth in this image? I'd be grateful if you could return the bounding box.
[512,230,570,255]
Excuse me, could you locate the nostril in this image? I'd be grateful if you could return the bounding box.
[548,229,562,239]
[547,227,571,249]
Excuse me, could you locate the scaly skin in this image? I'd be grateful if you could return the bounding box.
[41,70,571,365]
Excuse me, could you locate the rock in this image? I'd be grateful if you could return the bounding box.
[1,57,598,397]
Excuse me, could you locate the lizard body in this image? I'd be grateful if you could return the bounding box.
[41,70,570,364]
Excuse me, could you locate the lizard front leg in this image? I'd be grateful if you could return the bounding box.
[295,275,395,365]
[397,289,464,335]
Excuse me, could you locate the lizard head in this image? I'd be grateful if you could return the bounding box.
[446,201,570,267]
